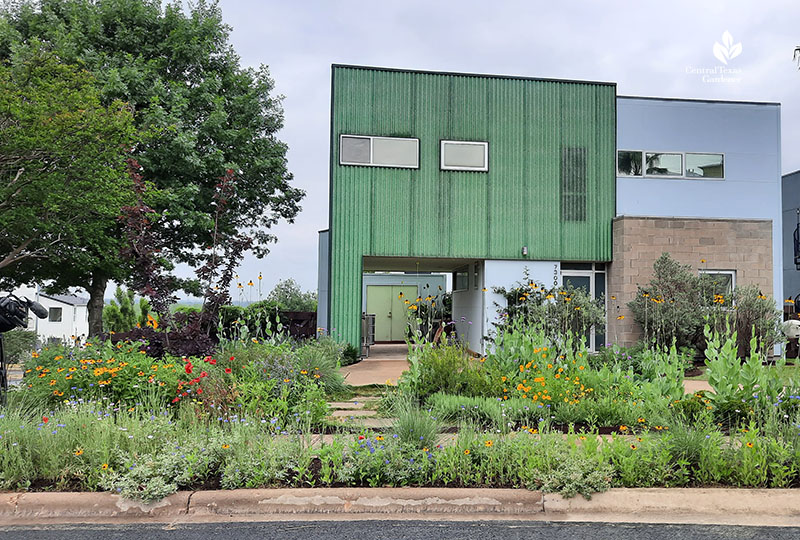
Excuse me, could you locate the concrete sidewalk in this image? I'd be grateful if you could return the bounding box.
[1,487,799,527]
[341,344,409,386]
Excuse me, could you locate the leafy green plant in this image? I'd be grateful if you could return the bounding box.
[103,287,151,333]
[1,329,36,364]
[391,397,441,449]
[492,272,605,348]
[703,324,800,425]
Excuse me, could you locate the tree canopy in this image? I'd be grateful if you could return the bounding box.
[0,0,304,334]
[0,44,135,281]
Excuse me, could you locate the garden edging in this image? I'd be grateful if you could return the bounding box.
[2,488,800,526]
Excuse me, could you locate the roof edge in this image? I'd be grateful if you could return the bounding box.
[619,94,780,107]
[332,64,617,87]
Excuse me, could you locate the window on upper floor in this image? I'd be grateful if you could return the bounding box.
[686,153,724,179]
[339,135,419,168]
[617,150,643,176]
[645,152,683,177]
[440,140,489,171]
[618,150,725,179]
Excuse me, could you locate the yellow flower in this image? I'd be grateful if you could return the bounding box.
[74,449,83,456]
[222,444,230,449]
[101,463,109,470]
[376,436,384,441]
[617,315,625,320]
[484,440,493,447]
[630,444,637,450]
[746,442,754,448]
[619,425,628,432]
[463,449,470,455]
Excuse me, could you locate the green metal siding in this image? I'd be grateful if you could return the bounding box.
[329,66,616,346]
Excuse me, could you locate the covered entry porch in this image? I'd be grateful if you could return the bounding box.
[363,256,483,350]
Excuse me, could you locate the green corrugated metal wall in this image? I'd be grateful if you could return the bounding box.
[329,66,616,346]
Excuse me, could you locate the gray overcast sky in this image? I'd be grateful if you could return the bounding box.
[210,0,800,301]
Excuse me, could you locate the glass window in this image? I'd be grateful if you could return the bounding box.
[686,153,724,178]
[339,135,419,168]
[700,270,735,295]
[372,137,419,168]
[617,150,642,176]
[48,307,62,323]
[441,141,488,171]
[473,263,479,290]
[453,268,469,291]
[340,136,370,164]
[645,152,682,176]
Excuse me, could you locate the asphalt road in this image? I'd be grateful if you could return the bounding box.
[1,520,799,540]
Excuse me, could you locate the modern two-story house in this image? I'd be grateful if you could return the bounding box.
[318,65,782,352]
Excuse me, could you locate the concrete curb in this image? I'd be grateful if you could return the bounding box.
[1,488,800,526]
[188,488,542,517]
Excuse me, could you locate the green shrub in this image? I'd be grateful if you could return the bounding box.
[391,397,441,449]
[2,329,36,364]
[492,271,605,348]
[103,286,150,333]
[21,340,182,408]
[399,342,498,401]
[628,253,721,351]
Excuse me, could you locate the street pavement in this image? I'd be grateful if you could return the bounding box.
[1,520,798,540]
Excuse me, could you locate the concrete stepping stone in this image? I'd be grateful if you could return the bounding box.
[330,409,378,418]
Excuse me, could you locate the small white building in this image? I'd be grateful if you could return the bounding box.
[12,286,89,344]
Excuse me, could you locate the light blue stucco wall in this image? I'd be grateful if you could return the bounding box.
[783,170,800,300]
[317,230,330,333]
[616,96,783,306]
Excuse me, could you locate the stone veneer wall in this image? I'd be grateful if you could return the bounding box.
[607,216,773,347]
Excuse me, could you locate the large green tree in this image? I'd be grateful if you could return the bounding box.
[0,45,136,325]
[0,0,304,334]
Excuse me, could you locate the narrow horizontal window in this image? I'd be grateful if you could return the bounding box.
[340,135,419,168]
[686,153,724,179]
[645,152,682,177]
[441,140,488,171]
[617,150,642,176]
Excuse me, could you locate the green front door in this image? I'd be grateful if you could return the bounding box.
[366,285,417,342]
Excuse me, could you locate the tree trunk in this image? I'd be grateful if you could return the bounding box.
[87,272,108,337]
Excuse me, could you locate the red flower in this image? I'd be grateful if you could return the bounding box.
[185,364,193,375]
[181,391,188,397]
[171,397,181,403]
[209,358,217,365]
[229,356,235,361]
[42,416,49,424]
[358,435,365,440]
[196,388,203,394]
[225,367,232,374]
[200,371,208,378]
[204,356,212,363]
